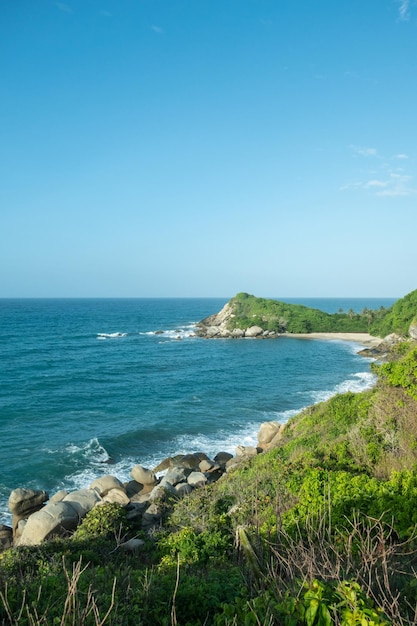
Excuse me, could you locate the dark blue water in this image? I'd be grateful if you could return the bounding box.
[0,297,396,523]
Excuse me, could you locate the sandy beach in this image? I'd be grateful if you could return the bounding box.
[281,332,383,348]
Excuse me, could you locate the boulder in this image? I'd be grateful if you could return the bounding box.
[90,475,125,496]
[124,480,144,498]
[142,503,162,530]
[160,467,189,487]
[193,452,211,462]
[18,501,79,546]
[149,483,177,502]
[130,491,152,505]
[205,326,221,338]
[62,489,102,518]
[225,457,244,472]
[14,519,27,542]
[130,465,157,486]
[264,424,286,450]
[187,471,207,488]
[214,451,233,468]
[178,454,202,470]
[175,483,193,497]
[199,459,215,472]
[257,421,281,448]
[231,328,245,338]
[50,490,69,503]
[153,457,173,473]
[205,468,223,484]
[0,525,13,552]
[245,325,264,338]
[102,489,130,506]
[236,445,258,457]
[384,333,403,346]
[8,488,48,517]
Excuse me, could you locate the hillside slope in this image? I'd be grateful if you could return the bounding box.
[197,289,417,340]
[2,338,417,624]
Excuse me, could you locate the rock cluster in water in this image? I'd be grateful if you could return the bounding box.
[195,302,275,338]
[0,421,286,551]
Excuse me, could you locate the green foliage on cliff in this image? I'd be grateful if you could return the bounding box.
[2,342,417,624]
[225,289,417,338]
[375,344,417,401]
[369,288,417,337]
[227,292,372,333]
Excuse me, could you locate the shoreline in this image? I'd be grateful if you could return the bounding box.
[279,332,383,348]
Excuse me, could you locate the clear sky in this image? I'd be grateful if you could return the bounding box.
[1,0,416,298]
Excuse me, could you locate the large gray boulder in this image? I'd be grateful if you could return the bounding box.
[178,454,202,470]
[50,490,69,503]
[102,489,130,506]
[18,501,80,546]
[175,483,193,497]
[257,421,283,449]
[149,483,177,502]
[130,465,157,486]
[90,475,125,496]
[245,326,264,338]
[213,451,233,468]
[236,445,258,457]
[8,488,48,517]
[62,489,102,517]
[205,326,221,337]
[187,472,207,488]
[160,467,189,487]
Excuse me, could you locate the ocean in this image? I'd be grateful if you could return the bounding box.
[0,296,396,525]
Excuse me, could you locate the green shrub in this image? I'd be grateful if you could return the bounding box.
[73,502,132,540]
[376,345,417,401]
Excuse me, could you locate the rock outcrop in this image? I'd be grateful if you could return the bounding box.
[409,317,417,340]
[2,421,290,551]
[196,302,274,339]
[357,333,405,359]
[0,422,281,551]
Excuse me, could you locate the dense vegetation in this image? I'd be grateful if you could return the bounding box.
[223,288,417,337]
[369,289,417,337]
[2,338,417,623]
[225,292,388,334]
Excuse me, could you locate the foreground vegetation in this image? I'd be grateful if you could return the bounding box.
[224,288,417,336]
[2,297,417,624]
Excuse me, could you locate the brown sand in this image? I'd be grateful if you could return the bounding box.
[280,332,383,348]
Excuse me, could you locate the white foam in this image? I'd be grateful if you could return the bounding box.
[169,422,260,461]
[142,324,198,342]
[96,332,127,339]
[310,371,376,404]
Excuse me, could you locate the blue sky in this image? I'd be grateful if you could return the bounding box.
[1,0,416,298]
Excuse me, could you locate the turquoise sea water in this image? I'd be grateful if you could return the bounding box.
[0,297,396,524]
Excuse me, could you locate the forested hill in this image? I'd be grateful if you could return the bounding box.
[198,289,417,337]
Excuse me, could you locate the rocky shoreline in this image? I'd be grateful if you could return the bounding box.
[2,300,406,553]
[0,421,285,552]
